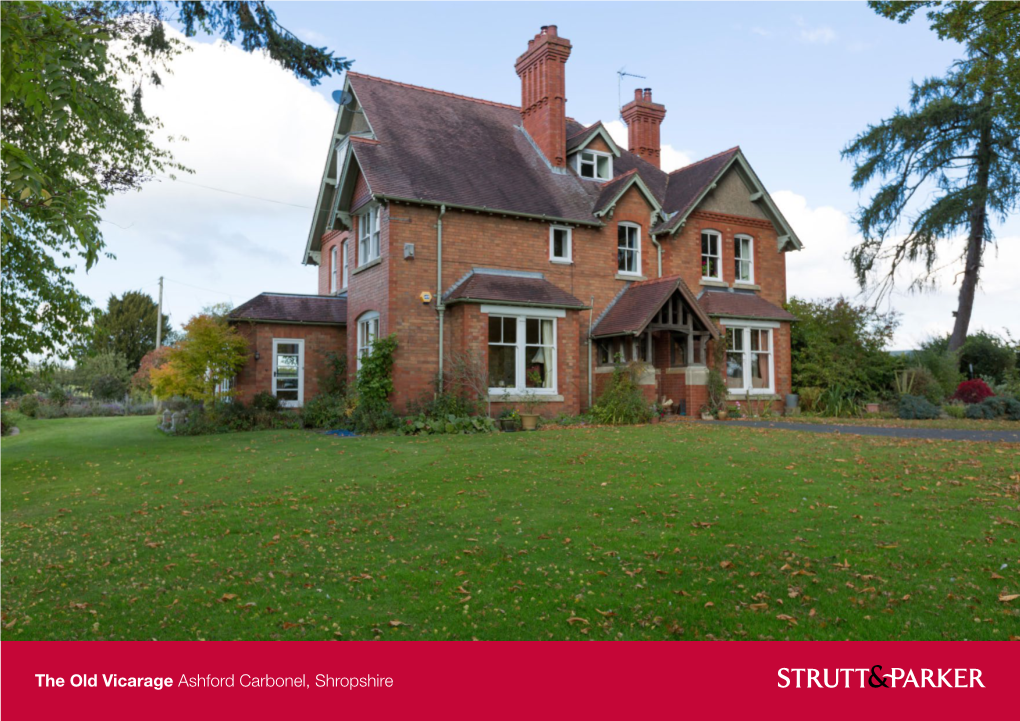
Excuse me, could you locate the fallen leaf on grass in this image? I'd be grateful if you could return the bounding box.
[566,617,589,625]
[776,614,798,625]
[720,561,734,569]
[218,593,237,602]
[388,620,409,627]
[998,594,1019,603]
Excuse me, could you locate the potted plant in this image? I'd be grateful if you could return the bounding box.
[699,404,714,421]
[518,370,543,431]
[865,400,881,414]
[707,362,729,422]
[498,407,520,432]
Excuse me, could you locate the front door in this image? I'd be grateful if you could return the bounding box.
[272,338,304,408]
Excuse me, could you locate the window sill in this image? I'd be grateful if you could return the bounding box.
[352,257,382,275]
[699,278,728,288]
[488,393,564,403]
[616,273,645,282]
[665,367,687,375]
[734,282,760,290]
[549,258,573,265]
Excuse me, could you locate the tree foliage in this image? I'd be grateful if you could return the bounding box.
[786,297,901,398]
[73,350,132,400]
[843,2,1020,351]
[150,314,248,405]
[1,2,352,378]
[89,290,173,370]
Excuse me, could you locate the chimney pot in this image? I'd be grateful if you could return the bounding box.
[633,88,642,101]
[644,88,652,101]
[540,25,548,34]
[547,25,558,36]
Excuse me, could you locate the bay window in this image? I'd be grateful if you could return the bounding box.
[701,230,721,280]
[487,311,557,395]
[618,223,641,276]
[734,234,754,283]
[725,325,774,393]
[358,207,381,266]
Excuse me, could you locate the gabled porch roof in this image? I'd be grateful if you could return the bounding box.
[591,275,718,339]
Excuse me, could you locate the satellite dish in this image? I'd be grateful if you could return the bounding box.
[331,89,353,106]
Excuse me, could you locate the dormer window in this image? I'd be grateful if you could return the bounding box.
[358,206,381,266]
[577,149,612,180]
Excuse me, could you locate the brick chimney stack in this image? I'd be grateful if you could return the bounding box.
[621,88,667,169]
[515,25,572,168]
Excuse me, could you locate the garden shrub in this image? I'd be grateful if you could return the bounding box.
[965,402,996,420]
[817,384,864,417]
[967,396,1020,421]
[396,413,497,436]
[786,297,900,400]
[18,394,40,418]
[1,407,14,435]
[958,331,1016,384]
[406,387,479,419]
[251,391,281,412]
[90,374,128,401]
[910,338,963,399]
[351,334,398,433]
[319,352,348,397]
[302,392,356,430]
[898,394,941,420]
[590,363,653,425]
[171,402,302,435]
[904,366,944,404]
[942,403,966,419]
[798,387,822,412]
[952,379,994,404]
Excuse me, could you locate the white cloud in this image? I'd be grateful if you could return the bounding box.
[793,16,836,44]
[777,190,1020,348]
[73,27,336,327]
[603,119,693,172]
[750,27,772,38]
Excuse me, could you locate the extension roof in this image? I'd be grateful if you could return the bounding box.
[304,73,803,262]
[228,293,347,325]
[697,290,797,322]
[443,269,587,309]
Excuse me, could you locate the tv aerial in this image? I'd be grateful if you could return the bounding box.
[617,67,646,118]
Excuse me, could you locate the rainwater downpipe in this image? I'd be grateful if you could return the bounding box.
[651,233,662,278]
[587,297,594,410]
[436,205,447,392]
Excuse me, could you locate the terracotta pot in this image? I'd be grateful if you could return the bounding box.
[520,413,539,431]
[866,403,880,414]
[716,409,729,421]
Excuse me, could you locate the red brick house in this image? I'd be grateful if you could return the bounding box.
[229,25,802,416]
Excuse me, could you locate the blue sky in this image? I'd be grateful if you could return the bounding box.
[76,2,1017,351]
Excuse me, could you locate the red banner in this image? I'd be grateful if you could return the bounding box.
[1,642,1014,717]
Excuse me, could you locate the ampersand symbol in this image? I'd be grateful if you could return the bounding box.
[868,665,889,688]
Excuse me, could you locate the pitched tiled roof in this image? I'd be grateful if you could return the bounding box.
[346,73,743,229]
[698,290,797,321]
[591,275,718,338]
[443,270,587,309]
[657,148,740,233]
[229,293,347,325]
[347,73,601,224]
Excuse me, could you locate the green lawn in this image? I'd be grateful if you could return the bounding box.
[760,414,1020,431]
[2,416,1018,641]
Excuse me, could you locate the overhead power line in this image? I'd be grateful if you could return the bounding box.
[159,176,314,209]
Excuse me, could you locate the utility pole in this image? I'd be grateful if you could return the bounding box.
[154,276,163,411]
[155,276,164,350]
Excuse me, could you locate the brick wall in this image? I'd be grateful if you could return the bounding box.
[316,181,792,416]
[232,322,346,406]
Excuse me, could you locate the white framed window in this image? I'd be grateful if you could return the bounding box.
[356,311,380,370]
[617,223,641,276]
[549,225,572,263]
[701,230,722,280]
[358,206,381,266]
[734,234,754,284]
[725,325,774,394]
[576,149,612,180]
[330,245,338,294]
[341,240,349,289]
[487,313,557,395]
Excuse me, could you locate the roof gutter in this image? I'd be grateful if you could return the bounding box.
[377,195,603,228]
